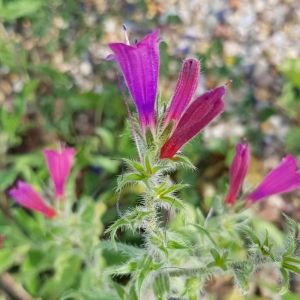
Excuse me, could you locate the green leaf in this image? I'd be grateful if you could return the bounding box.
[279,268,290,295]
[171,155,195,169]
[186,277,203,296]
[158,196,188,214]
[234,266,251,292]
[69,92,104,110]
[153,273,169,300]
[145,127,154,147]
[105,262,136,276]
[136,255,153,295]
[1,0,42,20]
[279,58,300,88]
[0,167,18,190]
[158,183,189,198]
[95,128,114,151]
[285,127,300,155]
[152,165,168,174]
[21,80,39,99]
[98,240,145,258]
[105,218,130,248]
[283,239,295,257]
[118,173,146,190]
[239,226,261,246]
[105,209,151,248]
[111,282,126,300]
[0,39,15,68]
[167,240,191,250]
[277,82,300,118]
[144,153,152,174]
[283,213,300,239]
[41,253,81,299]
[123,158,145,174]
[0,249,17,272]
[283,262,300,275]
[160,120,175,143]
[92,155,119,173]
[210,249,221,261]
[189,223,218,248]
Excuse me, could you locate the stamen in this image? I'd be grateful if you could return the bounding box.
[225,79,233,86]
[134,38,138,45]
[58,141,65,153]
[122,24,130,45]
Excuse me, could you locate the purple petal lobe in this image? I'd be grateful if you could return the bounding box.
[164,58,200,128]
[245,154,300,203]
[160,86,225,159]
[106,54,116,60]
[225,143,250,205]
[8,181,56,218]
[108,29,161,134]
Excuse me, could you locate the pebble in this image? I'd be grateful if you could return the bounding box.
[79,61,92,76]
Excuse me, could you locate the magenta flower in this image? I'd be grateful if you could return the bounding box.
[245,154,300,203]
[8,181,56,218]
[43,147,75,199]
[163,58,200,129]
[107,29,162,135]
[160,86,225,159]
[225,143,250,205]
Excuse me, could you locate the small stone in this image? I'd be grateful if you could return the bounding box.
[0,91,5,103]
[0,81,12,95]
[79,61,92,77]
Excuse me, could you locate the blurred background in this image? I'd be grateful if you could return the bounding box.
[0,0,300,299]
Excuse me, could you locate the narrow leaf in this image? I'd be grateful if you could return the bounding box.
[189,223,218,248]
[159,196,188,214]
[172,155,196,169]
[158,184,189,198]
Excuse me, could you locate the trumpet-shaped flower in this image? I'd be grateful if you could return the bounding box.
[225,143,250,205]
[245,154,300,203]
[163,58,200,128]
[8,181,56,218]
[43,147,75,199]
[107,29,162,135]
[160,86,225,159]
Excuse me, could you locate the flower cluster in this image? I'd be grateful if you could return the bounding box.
[108,27,300,206]
[108,28,225,159]
[8,147,75,218]
[225,143,300,205]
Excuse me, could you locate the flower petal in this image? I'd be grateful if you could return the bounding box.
[245,154,300,203]
[9,181,56,218]
[225,143,250,204]
[44,147,75,199]
[108,29,161,134]
[160,86,225,159]
[164,58,200,128]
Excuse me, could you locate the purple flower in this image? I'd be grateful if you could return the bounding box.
[160,86,225,159]
[163,58,200,128]
[43,147,75,199]
[108,29,162,135]
[9,181,56,218]
[245,154,300,203]
[225,143,250,205]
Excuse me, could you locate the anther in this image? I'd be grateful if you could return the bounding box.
[122,24,130,45]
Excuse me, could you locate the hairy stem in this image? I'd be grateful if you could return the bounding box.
[145,193,157,233]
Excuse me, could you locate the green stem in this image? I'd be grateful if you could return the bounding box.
[145,193,157,233]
